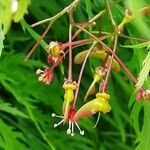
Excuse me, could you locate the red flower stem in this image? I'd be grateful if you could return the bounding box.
[24,21,53,61]
[62,33,113,51]
[71,0,120,40]
[68,23,73,81]
[72,23,95,40]
[101,0,118,92]
[74,22,96,27]
[102,36,118,92]
[72,41,97,109]
[67,7,74,82]
[63,33,113,58]
[62,38,94,50]
[75,25,139,85]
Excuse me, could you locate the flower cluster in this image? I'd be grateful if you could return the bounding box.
[26,2,150,137]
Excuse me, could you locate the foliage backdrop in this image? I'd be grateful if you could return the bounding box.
[0,0,150,150]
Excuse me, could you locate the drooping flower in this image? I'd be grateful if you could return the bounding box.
[73,92,111,122]
[118,9,133,33]
[84,67,107,101]
[62,81,77,122]
[52,92,111,136]
[47,41,63,65]
[36,67,53,84]
[74,47,120,72]
[136,89,150,101]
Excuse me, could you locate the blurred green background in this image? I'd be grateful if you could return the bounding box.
[0,0,150,150]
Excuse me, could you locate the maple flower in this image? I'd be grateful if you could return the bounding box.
[36,67,53,84]
[84,67,107,101]
[136,89,150,101]
[52,92,111,136]
[62,82,77,123]
[47,41,63,64]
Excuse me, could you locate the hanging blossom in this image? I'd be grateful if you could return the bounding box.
[52,92,111,136]
[136,89,150,101]
[47,41,64,65]
[36,67,53,85]
[36,41,64,85]
[84,67,107,101]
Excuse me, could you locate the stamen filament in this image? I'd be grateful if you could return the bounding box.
[93,112,101,128]
[71,122,75,136]
[67,120,72,134]
[75,122,84,135]
[54,119,64,128]
[51,113,64,118]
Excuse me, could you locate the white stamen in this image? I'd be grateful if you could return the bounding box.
[93,112,101,128]
[75,122,84,135]
[51,113,64,118]
[67,120,71,134]
[38,76,44,81]
[71,122,75,136]
[54,119,64,128]
[93,22,96,25]
[80,131,85,135]
[11,0,18,13]
[36,69,44,74]
[51,113,56,117]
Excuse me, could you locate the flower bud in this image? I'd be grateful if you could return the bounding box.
[62,82,77,122]
[84,67,106,101]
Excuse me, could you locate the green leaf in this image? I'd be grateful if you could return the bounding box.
[74,49,120,72]
[85,0,93,20]
[0,100,28,118]
[0,119,27,150]
[135,102,150,150]
[0,0,12,33]
[136,51,150,90]
[13,0,31,22]
[121,41,150,49]
[20,19,48,52]
[0,24,4,57]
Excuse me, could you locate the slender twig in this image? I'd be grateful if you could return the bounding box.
[72,0,121,40]
[68,24,73,81]
[101,0,118,92]
[75,25,139,85]
[24,21,53,61]
[72,41,97,109]
[25,0,120,61]
[62,33,113,51]
[91,31,150,42]
[105,0,117,30]
[102,36,118,92]
[62,38,94,49]
[120,34,150,42]
[31,0,80,27]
